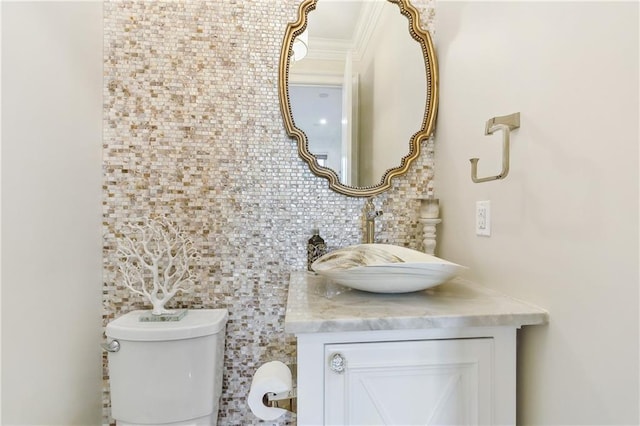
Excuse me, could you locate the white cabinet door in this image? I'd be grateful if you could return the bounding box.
[324,338,493,426]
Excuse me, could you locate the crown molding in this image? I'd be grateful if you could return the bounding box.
[305,1,385,63]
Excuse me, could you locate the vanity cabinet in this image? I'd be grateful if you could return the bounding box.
[324,337,492,425]
[285,272,548,426]
[296,327,515,425]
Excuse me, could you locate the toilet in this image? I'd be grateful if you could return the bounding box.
[105,309,228,425]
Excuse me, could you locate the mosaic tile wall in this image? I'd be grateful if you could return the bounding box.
[102,1,435,424]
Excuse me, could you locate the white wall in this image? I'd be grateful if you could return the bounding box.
[435,1,638,424]
[1,2,103,424]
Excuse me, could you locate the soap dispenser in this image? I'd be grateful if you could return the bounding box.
[307,228,326,271]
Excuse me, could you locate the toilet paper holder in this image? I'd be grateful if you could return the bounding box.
[264,388,297,414]
[263,362,297,414]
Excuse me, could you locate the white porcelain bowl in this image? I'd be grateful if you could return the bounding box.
[311,244,465,293]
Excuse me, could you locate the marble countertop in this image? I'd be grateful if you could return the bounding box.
[285,271,548,334]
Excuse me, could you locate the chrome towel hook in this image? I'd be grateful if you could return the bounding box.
[470,112,520,183]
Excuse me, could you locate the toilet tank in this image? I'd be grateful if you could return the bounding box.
[106,309,228,425]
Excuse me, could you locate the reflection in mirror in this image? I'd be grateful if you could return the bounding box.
[279,0,438,197]
[289,85,345,178]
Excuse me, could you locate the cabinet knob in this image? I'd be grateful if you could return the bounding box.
[329,352,347,374]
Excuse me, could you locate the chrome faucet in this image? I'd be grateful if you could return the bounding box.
[363,197,383,244]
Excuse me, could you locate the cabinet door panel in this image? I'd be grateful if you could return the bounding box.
[325,339,493,426]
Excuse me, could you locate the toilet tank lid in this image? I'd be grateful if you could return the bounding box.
[106,309,228,341]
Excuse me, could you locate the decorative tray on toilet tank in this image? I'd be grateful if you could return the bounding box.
[311,244,465,293]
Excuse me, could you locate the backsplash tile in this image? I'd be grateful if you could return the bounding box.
[102,1,435,424]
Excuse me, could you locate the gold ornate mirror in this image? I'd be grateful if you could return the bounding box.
[279,0,438,197]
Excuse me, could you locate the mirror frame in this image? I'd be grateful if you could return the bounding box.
[279,0,439,197]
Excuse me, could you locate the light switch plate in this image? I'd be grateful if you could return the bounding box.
[476,200,491,236]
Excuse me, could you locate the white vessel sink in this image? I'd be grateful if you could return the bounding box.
[311,244,465,294]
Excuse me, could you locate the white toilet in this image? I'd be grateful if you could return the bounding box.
[105,309,228,425]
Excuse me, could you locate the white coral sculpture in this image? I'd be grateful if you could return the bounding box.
[116,217,199,315]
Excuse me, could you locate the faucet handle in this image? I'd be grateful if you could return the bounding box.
[363,197,382,217]
[363,197,382,243]
[363,197,375,211]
